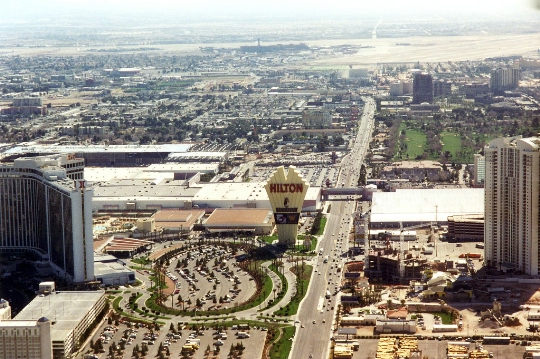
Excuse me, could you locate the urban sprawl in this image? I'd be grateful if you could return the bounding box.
[3,17,540,359]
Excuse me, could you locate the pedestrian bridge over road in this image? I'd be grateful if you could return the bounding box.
[321,187,363,200]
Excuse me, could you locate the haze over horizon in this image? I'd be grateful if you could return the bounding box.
[2,0,540,24]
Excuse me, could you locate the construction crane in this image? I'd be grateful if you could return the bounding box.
[398,222,405,281]
[364,211,370,270]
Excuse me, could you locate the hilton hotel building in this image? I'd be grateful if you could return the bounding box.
[0,154,94,283]
[485,136,540,275]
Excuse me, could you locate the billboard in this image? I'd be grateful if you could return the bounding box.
[265,166,309,245]
[274,213,300,225]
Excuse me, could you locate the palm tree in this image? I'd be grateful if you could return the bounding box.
[178,295,184,310]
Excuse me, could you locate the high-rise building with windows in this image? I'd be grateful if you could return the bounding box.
[0,154,94,283]
[412,72,433,104]
[484,136,540,275]
[490,67,520,92]
[473,153,485,187]
[0,317,52,359]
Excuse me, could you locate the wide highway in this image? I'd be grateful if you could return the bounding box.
[290,96,375,359]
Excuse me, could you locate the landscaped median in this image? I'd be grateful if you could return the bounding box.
[111,296,165,325]
[262,263,288,311]
[268,326,296,359]
[274,264,312,316]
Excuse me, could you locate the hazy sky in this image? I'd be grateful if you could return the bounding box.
[3,0,539,21]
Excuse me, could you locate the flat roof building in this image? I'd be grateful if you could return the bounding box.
[153,209,205,232]
[3,144,192,166]
[370,188,484,228]
[0,317,52,359]
[204,208,274,235]
[14,291,106,359]
[93,254,136,286]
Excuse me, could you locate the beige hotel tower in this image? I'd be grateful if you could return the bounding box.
[484,136,540,275]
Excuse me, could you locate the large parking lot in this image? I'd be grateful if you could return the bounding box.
[84,319,268,359]
[251,163,340,187]
[163,244,256,311]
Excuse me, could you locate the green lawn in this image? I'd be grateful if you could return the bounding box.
[315,217,327,235]
[264,264,288,311]
[269,326,296,359]
[288,236,317,256]
[261,235,278,244]
[397,125,427,160]
[274,265,312,316]
[432,311,455,324]
[440,131,461,155]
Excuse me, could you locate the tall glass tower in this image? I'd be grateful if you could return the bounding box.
[0,154,94,283]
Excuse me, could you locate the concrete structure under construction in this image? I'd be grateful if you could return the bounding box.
[365,252,429,283]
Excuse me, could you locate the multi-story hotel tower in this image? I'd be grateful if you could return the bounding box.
[485,136,540,275]
[0,154,94,283]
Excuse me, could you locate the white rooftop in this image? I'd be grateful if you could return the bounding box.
[84,163,219,182]
[370,188,484,224]
[14,291,105,342]
[4,143,192,154]
[193,182,268,202]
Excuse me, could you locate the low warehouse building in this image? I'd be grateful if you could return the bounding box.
[375,319,417,334]
[203,208,274,235]
[153,209,205,233]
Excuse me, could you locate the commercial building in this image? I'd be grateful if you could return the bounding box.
[0,317,53,359]
[485,136,540,274]
[389,81,412,96]
[203,208,274,235]
[153,209,205,233]
[412,72,433,104]
[490,67,520,92]
[301,109,332,128]
[93,254,136,286]
[84,164,218,182]
[447,214,484,241]
[370,188,484,228]
[433,79,452,97]
[0,155,94,283]
[3,144,192,166]
[92,179,321,213]
[375,319,417,334]
[0,97,47,116]
[14,291,106,359]
[473,153,485,187]
[91,178,201,211]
